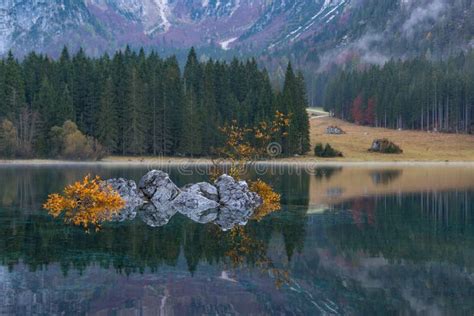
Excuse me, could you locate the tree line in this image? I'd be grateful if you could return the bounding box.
[324,51,474,133]
[0,47,310,158]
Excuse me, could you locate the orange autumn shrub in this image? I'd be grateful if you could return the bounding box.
[249,179,281,221]
[43,175,125,231]
[212,111,292,180]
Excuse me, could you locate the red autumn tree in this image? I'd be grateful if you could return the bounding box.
[351,94,364,124]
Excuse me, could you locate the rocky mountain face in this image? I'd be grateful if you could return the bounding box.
[0,0,350,56]
[0,1,473,71]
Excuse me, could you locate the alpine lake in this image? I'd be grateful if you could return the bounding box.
[1,164,474,315]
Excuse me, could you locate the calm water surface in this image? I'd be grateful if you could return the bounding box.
[1,165,474,315]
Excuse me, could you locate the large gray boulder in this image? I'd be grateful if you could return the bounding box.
[138,170,181,206]
[215,175,263,211]
[172,191,219,223]
[103,178,145,221]
[182,182,219,202]
[139,202,177,227]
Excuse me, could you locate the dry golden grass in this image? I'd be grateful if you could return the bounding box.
[310,117,474,161]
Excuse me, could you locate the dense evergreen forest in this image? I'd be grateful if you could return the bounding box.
[0,47,310,158]
[324,51,474,133]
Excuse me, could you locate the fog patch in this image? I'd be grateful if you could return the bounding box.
[317,32,388,71]
[402,0,447,38]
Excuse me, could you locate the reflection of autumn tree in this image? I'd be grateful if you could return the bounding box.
[349,197,376,228]
[226,226,290,288]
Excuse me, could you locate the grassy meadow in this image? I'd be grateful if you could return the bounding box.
[310,116,474,162]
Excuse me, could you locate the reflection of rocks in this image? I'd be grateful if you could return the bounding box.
[215,175,262,211]
[172,191,219,223]
[103,178,144,221]
[371,169,402,185]
[327,187,343,197]
[112,207,138,222]
[215,207,254,231]
[182,182,219,202]
[314,167,342,181]
[139,203,177,227]
[104,170,262,230]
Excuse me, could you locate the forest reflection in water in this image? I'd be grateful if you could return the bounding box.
[1,165,474,314]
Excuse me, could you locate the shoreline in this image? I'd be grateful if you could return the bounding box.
[1,157,474,167]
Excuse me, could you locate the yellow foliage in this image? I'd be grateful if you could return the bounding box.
[43,175,125,231]
[250,180,281,221]
[50,120,105,160]
[226,226,255,267]
[226,226,289,289]
[213,111,292,180]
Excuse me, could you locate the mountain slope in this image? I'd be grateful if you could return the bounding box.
[0,0,473,74]
[0,0,350,56]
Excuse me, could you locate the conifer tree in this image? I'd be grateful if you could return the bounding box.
[4,51,25,120]
[111,51,129,155]
[124,68,146,155]
[58,85,74,124]
[181,48,204,156]
[169,56,185,153]
[281,63,310,155]
[0,60,6,118]
[97,77,118,153]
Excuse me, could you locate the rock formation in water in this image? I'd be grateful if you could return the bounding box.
[103,178,144,221]
[104,170,262,230]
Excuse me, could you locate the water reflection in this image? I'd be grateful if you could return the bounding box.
[1,165,474,314]
[313,166,342,181]
[370,169,402,185]
[327,191,474,267]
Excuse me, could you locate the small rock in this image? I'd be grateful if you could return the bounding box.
[326,126,346,135]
